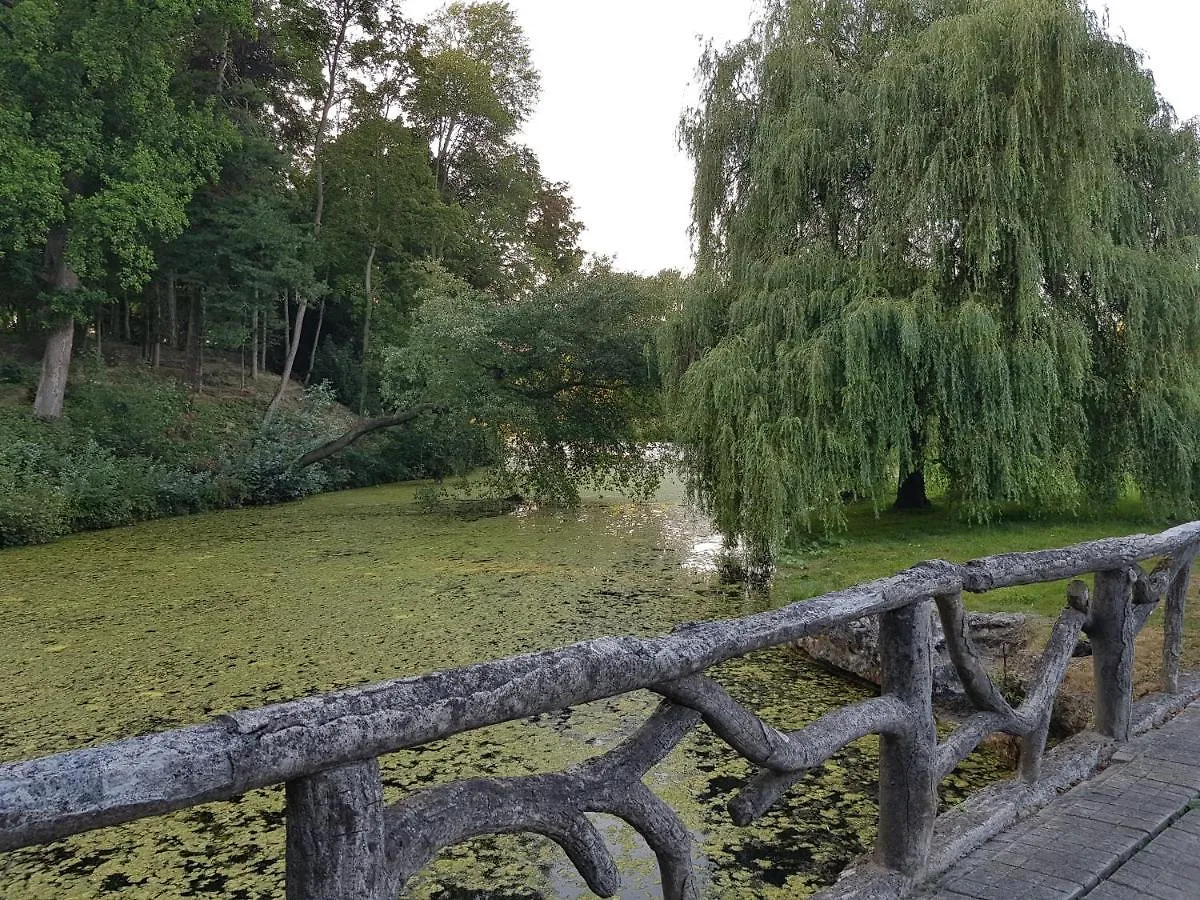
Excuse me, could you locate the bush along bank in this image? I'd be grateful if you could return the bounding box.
[0,361,486,548]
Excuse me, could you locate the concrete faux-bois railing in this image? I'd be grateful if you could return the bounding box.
[3,523,1200,899]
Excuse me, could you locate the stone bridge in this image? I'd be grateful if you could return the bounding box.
[2,523,1200,899]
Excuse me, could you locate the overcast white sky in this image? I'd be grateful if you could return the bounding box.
[407,1,1200,275]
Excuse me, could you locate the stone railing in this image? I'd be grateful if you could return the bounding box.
[2,523,1199,898]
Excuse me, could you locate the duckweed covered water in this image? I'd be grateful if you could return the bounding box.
[0,480,1009,898]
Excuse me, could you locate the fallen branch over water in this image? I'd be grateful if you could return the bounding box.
[293,403,444,469]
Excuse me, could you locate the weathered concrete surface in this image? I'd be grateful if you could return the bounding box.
[816,676,1200,900]
[1087,809,1200,899]
[918,699,1200,899]
[797,610,1031,711]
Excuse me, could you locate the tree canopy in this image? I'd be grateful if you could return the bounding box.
[668,0,1200,559]
[0,0,666,507]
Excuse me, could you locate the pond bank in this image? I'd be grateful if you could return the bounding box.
[0,480,1009,898]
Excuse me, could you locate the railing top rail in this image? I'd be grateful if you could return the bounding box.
[2,521,1198,855]
[962,521,1200,591]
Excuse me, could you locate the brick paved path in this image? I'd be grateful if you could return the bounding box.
[921,703,1200,899]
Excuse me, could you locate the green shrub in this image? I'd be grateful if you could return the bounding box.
[0,441,70,547]
[0,358,32,385]
[68,372,190,459]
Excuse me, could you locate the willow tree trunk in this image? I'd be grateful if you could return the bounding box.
[895,469,930,510]
[32,227,79,420]
[895,431,931,510]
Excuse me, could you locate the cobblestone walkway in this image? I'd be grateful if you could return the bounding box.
[921,703,1200,899]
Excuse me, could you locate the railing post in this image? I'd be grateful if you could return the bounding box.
[1163,559,1193,694]
[874,599,937,877]
[285,759,389,900]
[1091,569,1135,741]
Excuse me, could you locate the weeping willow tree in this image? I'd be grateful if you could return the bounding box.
[668,0,1200,559]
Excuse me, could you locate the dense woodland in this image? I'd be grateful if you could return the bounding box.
[0,0,674,545]
[2,0,1199,563]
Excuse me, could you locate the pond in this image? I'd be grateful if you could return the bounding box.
[0,479,1009,898]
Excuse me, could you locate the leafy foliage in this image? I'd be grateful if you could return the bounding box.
[384,269,671,504]
[669,0,1200,558]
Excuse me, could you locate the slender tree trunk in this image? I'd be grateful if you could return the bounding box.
[282,289,291,339]
[251,307,259,380]
[185,288,203,393]
[360,242,377,415]
[95,302,103,361]
[123,294,132,343]
[265,11,345,423]
[152,281,161,369]
[265,294,307,422]
[167,271,178,350]
[260,306,268,374]
[304,301,325,385]
[199,292,206,386]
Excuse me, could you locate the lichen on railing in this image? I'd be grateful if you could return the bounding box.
[2,522,1199,899]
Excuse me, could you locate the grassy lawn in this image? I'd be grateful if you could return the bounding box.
[773,498,1200,703]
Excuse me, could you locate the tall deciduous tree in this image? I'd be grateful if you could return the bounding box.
[0,0,247,418]
[321,110,456,412]
[408,1,539,195]
[669,0,1200,558]
[383,269,668,504]
[263,0,410,421]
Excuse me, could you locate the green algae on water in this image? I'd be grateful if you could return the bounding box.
[0,481,1011,898]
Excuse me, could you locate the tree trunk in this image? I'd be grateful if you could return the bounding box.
[251,308,259,380]
[260,306,268,374]
[265,294,307,422]
[123,295,132,343]
[167,272,178,350]
[895,469,930,510]
[304,301,325,386]
[185,288,203,393]
[895,430,931,510]
[32,227,80,420]
[94,302,103,361]
[360,242,377,415]
[152,286,161,369]
[33,318,75,420]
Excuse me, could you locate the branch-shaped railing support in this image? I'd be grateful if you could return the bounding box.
[384,702,703,900]
[1164,557,1195,693]
[935,581,1089,781]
